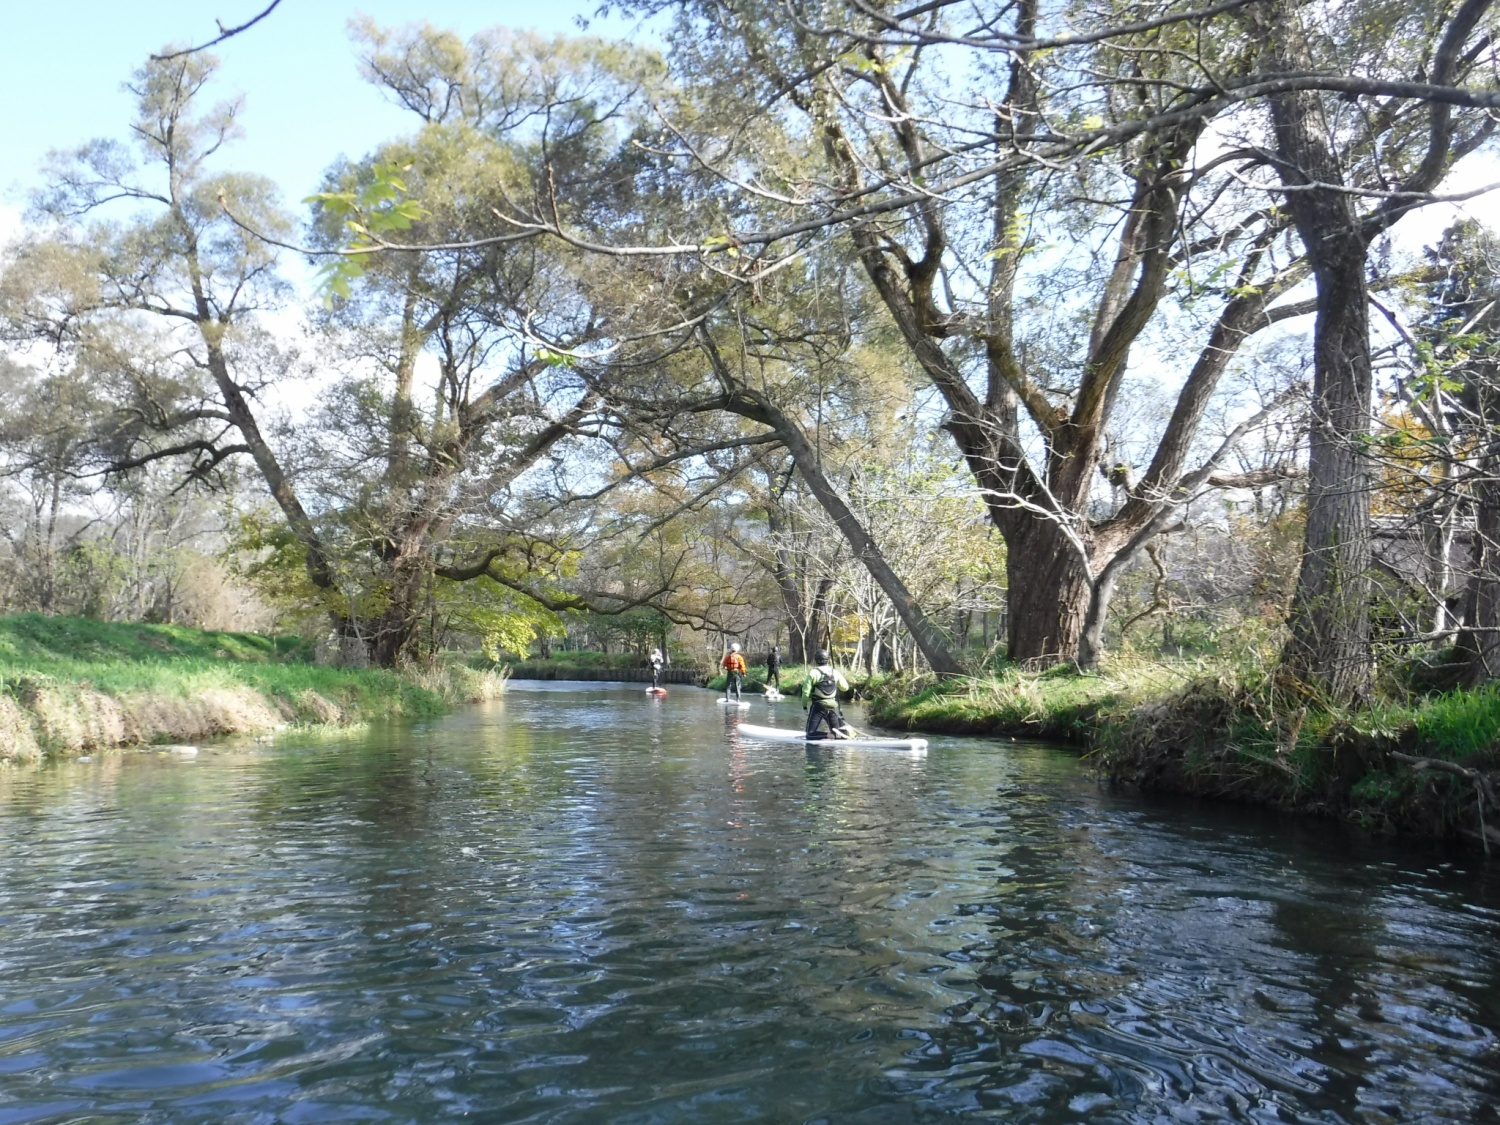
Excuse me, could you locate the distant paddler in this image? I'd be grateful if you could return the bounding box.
[649,645,666,691]
[766,644,782,689]
[721,643,747,702]
[801,649,851,740]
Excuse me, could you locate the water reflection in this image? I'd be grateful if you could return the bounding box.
[0,681,1496,1123]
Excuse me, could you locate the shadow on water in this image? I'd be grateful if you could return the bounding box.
[0,681,1497,1123]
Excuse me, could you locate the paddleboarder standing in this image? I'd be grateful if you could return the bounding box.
[721,643,747,701]
[649,646,665,689]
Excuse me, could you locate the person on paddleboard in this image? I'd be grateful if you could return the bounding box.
[766,644,782,689]
[801,649,851,739]
[721,643,747,701]
[649,646,665,689]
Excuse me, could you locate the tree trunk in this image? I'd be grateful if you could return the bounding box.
[765,507,814,663]
[706,380,965,676]
[368,558,426,668]
[1423,504,1456,636]
[777,431,961,674]
[1270,80,1375,702]
[1006,521,1093,666]
[1460,399,1500,684]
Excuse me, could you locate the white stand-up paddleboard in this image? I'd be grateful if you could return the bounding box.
[718,698,751,708]
[736,722,928,750]
[764,689,784,701]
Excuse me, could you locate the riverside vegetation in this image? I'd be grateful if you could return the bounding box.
[3,5,1500,853]
[871,656,1500,851]
[0,615,505,761]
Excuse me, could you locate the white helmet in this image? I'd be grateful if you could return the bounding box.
[730,642,741,652]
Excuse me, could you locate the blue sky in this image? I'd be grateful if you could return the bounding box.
[3,3,1489,261]
[2,0,637,225]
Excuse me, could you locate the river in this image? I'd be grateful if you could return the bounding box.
[1,681,1497,1122]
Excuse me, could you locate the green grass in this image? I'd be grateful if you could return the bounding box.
[0,614,501,755]
[871,655,1500,847]
[0,613,435,716]
[500,650,648,672]
[1407,684,1500,760]
[869,659,1199,740]
[0,613,313,669]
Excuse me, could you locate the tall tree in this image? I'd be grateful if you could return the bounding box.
[1263,0,1496,700]
[1416,221,1500,685]
[3,41,669,665]
[577,0,1332,667]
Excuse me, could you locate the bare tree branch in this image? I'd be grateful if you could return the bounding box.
[152,1,283,61]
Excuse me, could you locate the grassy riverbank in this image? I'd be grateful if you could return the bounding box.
[871,660,1500,850]
[500,651,711,682]
[502,651,648,674]
[0,615,505,761]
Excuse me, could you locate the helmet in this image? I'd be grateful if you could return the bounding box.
[814,648,830,663]
[730,643,741,652]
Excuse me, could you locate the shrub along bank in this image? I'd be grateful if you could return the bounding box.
[500,651,709,682]
[870,661,1500,852]
[0,615,505,761]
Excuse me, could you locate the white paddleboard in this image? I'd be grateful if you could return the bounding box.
[764,689,784,701]
[736,722,927,750]
[717,698,751,708]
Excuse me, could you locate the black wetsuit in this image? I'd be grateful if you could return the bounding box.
[803,666,849,739]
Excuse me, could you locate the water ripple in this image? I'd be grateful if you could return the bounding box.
[0,684,1496,1122]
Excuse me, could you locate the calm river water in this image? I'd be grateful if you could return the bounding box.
[1,681,1498,1123]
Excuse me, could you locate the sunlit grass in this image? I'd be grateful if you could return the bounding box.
[871,655,1500,843]
[0,615,503,755]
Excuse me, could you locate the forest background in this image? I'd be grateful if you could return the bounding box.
[3,0,1500,843]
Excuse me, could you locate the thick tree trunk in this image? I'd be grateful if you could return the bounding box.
[809,575,834,655]
[1280,260,1375,700]
[367,552,428,667]
[1270,80,1376,702]
[1006,521,1093,666]
[785,624,808,664]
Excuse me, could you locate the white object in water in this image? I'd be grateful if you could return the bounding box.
[717,698,751,708]
[160,744,199,756]
[764,689,784,701]
[736,722,928,751]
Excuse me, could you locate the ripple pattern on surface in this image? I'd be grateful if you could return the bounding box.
[0,683,1497,1123]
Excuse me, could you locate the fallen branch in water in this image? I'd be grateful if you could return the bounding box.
[1390,751,1500,855]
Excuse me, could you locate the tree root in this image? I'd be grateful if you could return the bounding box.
[1390,751,1500,856]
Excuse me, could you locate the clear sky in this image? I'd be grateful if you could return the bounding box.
[1,0,637,234]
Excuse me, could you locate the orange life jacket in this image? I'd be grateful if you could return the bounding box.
[722,652,746,674]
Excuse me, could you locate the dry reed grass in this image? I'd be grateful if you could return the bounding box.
[0,695,41,762]
[1,663,506,758]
